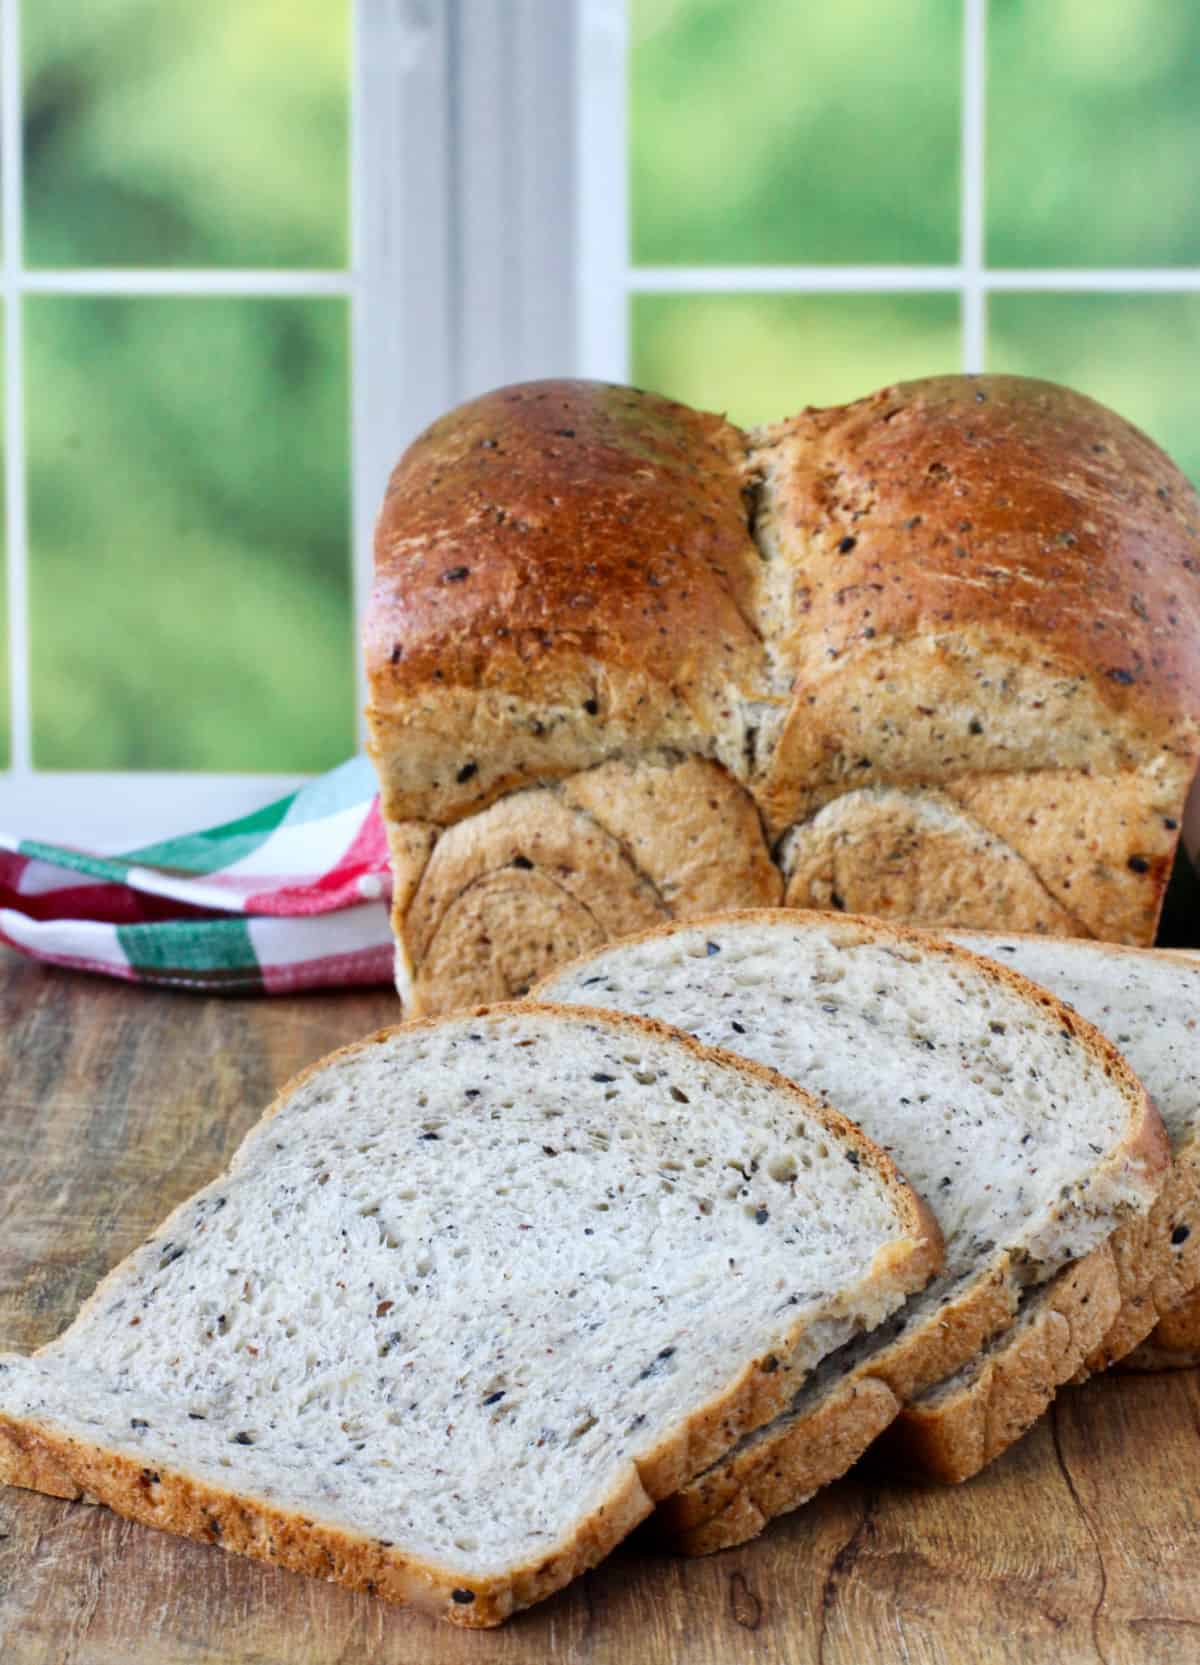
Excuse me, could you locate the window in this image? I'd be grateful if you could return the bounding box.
[609,0,1200,475]
[5,1,1197,843]
[2,0,576,844]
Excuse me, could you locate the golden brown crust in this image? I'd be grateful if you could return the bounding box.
[0,1000,941,1624]
[1121,1285,1200,1369]
[0,1408,653,1627]
[1074,1138,1200,1379]
[884,1241,1123,1484]
[657,1376,900,1556]
[364,379,764,826]
[753,375,1200,752]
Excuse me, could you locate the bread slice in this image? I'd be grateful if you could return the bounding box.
[942,934,1200,1380]
[1123,1286,1200,1369]
[0,1003,939,1627]
[537,910,1166,1551]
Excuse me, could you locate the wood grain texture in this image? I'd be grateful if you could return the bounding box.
[2,947,1198,1664]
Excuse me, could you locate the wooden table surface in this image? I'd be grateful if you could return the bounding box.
[2,949,1200,1665]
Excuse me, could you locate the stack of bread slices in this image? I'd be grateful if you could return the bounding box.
[2,374,1199,1627]
[2,914,1198,1626]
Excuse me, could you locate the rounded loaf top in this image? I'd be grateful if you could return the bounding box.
[365,373,1200,833]
[366,377,766,748]
[756,373,1200,733]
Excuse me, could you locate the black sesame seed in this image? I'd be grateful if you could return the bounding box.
[1127,855,1150,874]
[705,941,721,956]
[512,854,534,870]
[442,566,470,583]
[456,762,479,783]
[452,1589,476,1604]
[419,1131,440,1141]
[1172,1225,1191,1246]
[1164,817,1179,830]
[837,536,857,554]
[233,1431,254,1445]
[556,428,576,439]
[582,698,599,715]
[731,1020,746,1034]
[482,1390,506,1406]
[1107,667,1135,685]
[130,1418,149,1430]
[755,1208,769,1225]
[968,719,984,735]
[761,1355,779,1373]
[591,1072,616,1083]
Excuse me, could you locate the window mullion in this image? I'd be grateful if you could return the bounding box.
[351,0,458,742]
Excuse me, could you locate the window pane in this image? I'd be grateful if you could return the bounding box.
[631,0,961,267]
[28,296,354,771]
[988,293,1200,487]
[987,1,1200,268]
[631,292,961,426]
[22,0,349,268]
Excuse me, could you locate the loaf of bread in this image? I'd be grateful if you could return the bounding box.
[0,1003,939,1626]
[365,376,1200,1015]
[537,910,1167,1550]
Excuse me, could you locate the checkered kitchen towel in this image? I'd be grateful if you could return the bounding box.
[0,758,396,993]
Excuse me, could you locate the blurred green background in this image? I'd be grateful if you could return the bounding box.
[11,0,351,773]
[632,0,1200,459]
[4,1,1198,775]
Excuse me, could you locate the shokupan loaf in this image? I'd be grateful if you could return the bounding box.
[0,1004,940,1627]
[364,375,1200,1016]
[944,934,1200,1381]
[537,911,1166,1551]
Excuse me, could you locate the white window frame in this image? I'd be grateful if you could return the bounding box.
[7,0,1200,847]
[579,2,1200,433]
[0,0,577,845]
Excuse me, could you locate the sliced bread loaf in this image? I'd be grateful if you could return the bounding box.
[0,1003,938,1627]
[943,934,1200,1380]
[537,911,1166,1551]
